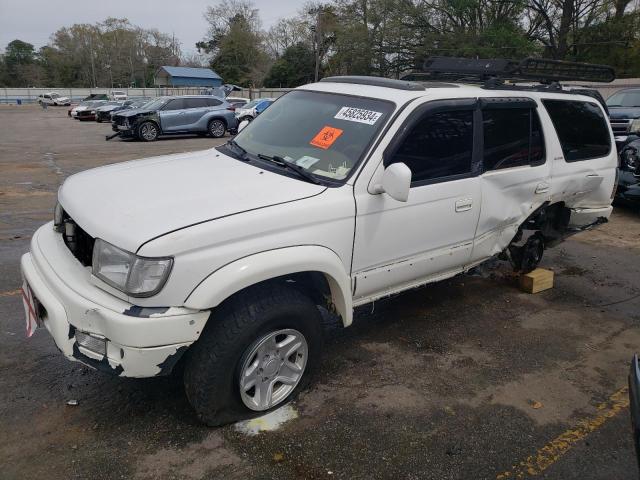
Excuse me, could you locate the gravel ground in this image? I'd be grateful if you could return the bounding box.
[1,104,639,480]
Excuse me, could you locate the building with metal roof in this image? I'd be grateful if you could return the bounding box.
[154,66,223,87]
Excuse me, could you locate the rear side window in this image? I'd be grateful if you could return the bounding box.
[542,100,610,161]
[206,98,222,107]
[483,108,545,170]
[184,98,208,109]
[388,110,474,184]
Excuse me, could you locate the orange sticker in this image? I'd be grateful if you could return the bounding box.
[310,126,343,150]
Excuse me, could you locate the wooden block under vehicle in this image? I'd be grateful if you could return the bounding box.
[519,268,554,294]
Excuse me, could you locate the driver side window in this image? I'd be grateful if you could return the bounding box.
[387,109,475,186]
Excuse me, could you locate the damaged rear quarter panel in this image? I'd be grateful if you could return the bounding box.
[471,165,551,261]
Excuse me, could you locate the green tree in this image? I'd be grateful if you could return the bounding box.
[197,0,269,86]
[264,43,316,87]
[3,39,44,86]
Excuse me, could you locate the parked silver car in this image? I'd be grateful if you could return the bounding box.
[111,96,239,141]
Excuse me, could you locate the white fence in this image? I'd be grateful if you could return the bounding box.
[0,87,292,104]
[2,80,639,104]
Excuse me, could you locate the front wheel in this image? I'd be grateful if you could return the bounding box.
[183,283,323,426]
[208,119,226,138]
[137,121,159,142]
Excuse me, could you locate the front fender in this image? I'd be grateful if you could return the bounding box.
[184,246,353,326]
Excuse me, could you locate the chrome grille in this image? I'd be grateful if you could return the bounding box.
[610,118,631,134]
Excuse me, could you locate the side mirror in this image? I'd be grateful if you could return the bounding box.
[373,162,412,202]
[238,119,250,132]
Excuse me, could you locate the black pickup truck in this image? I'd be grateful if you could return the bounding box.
[607,88,640,206]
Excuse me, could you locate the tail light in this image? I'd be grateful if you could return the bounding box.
[227,107,236,112]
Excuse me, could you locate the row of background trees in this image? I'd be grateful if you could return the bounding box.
[2,0,640,89]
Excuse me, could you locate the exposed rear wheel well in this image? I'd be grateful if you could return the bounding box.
[519,201,571,246]
[505,202,572,272]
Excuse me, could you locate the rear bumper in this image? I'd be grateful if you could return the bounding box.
[568,205,613,229]
[20,224,209,377]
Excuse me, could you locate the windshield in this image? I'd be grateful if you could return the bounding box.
[233,90,395,181]
[606,90,640,107]
[130,99,150,107]
[142,98,168,110]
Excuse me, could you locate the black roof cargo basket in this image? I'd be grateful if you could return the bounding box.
[412,57,615,84]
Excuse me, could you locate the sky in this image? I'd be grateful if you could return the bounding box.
[0,0,307,55]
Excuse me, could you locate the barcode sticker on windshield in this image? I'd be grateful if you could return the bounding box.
[334,107,383,125]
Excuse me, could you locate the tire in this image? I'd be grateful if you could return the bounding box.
[183,283,323,426]
[208,119,226,138]
[137,121,159,142]
[96,117,103,123]
[520,233,545,273]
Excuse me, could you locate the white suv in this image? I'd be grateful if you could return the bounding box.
[36,92,71,106]
[20,74,617,425]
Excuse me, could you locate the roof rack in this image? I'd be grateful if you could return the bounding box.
[405,56,616,84]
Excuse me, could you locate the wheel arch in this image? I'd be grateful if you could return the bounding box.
[207,116,228,127]
[137,118,161,135]
[184,246,353,326]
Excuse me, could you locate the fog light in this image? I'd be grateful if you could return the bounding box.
[76,331,107,356]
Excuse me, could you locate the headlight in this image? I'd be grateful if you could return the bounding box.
[630,119,640,134]
[622,146,639,173]
[92,239,173,297]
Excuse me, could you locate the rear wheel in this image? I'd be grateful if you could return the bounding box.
[183,283,323,426]
[208,119,226,138]
[137,121,159,142]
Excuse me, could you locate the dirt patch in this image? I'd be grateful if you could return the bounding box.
[135,432,246,480]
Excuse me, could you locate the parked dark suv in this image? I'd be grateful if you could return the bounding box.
[111,95,238,141]
[607,88,640,206]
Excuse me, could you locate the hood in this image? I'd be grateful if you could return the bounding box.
[56,96,70,102]
[608,107,640,119]
[72,105,88,112]
[96,105,119,112]
[58,149,326,253]
[115,108,156,118]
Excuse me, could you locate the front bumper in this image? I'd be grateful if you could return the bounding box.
[616,170,640,206]
[630,354,640,470]
[111,123,136,137]
[20,224,209,377]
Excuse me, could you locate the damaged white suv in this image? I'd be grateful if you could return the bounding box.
[21,63,617,425]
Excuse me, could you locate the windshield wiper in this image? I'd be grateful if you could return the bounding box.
[226,139,250,161]
[257,154,321,185]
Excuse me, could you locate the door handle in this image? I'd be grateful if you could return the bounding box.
[535,182,550,194]
[455,198,473,212]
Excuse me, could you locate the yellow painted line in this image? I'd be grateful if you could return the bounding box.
[496,386,629,479]
[0,289,21,297]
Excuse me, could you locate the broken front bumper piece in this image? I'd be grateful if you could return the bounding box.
[20,223,209,377]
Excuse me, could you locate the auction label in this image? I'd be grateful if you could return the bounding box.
[310,126,344,149]
[334,107,383,125]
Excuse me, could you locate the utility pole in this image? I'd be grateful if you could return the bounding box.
[312,8,322,82]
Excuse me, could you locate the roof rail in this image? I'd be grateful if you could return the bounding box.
[319,75,427,91]
[411,57,615,84]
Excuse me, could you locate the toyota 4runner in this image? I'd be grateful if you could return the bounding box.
[21,59,618,426]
